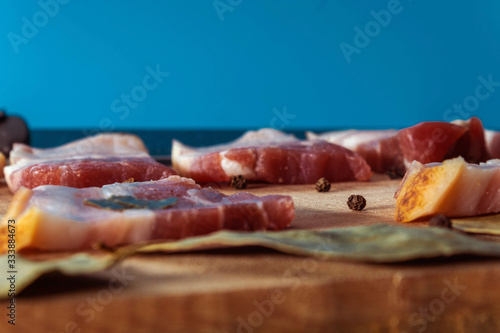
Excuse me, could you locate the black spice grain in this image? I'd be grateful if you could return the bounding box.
[347,195,366,211]
[230,175,247,189]
[315,177,331,192]
[428,214,452,229]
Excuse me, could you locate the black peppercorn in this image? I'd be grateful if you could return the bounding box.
[385,167,405,180]
[428,214,452,229]
[230,175,247,189]
[315,177,331,192]
[347,194,366,211]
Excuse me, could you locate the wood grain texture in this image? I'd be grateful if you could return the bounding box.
[1,176,500,333]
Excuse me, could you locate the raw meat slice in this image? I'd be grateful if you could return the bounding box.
[450,117,489,163]
[399,117,489,169]
[306,130,401,173]
[485,129,500,159]
[4,133,176,193]
[0,176,295,252]
[9,133,148,164]
[5,157,176,194]
[308,117,489,174]
[172,128,373,184]
[395,157,500,222]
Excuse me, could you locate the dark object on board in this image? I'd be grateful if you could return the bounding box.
[428,214,452,229]
[315,177,331,192]
[0,109,30,156]
[230,175,248,189]
[347,194,366,211]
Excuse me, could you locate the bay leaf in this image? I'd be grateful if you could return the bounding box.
[452,214,500,235]
[84,196,178,211]
[3,224,500,299]
[130,224,500,262]
[112,196,178,210]
[84,198,132,210]
[0,253,116,300]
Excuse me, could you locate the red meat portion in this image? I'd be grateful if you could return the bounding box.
[172,129,373,184]
[309,117,489,174]
[3,176,295,251]
[399,117,489,166]
[7,157,176,193]
[4,133,176,193]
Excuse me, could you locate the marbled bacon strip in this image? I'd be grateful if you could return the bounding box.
[395,157,500,222]
[0,176,294,252]
[4,133,176,193]
[172,128,373,184]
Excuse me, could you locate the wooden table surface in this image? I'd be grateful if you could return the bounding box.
[1,176,500,333]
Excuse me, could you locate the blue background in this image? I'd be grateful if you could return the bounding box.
[1,0,500,130]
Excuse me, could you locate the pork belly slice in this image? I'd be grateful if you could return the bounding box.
[4,133,176,193]
[172,128,373,184]
[395,157,500,222]
[0,176,294,252]
[308,117,489,174]
[307,130,400,174]
[9,133,149,165]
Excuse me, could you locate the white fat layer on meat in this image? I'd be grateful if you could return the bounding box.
[341,131,396,151]
[220,150,257,179]
[32,209,155,250]
[485,129,495,146]
[27,185,155,250]
[6,153,151,174]
[171,140,196,176]
[171,128,298,177]
[5,133,151,192]
[173,129,297,156]
[307,130,397,151]
[451,119,467,126]
[415,159,500,216]
[10,133,148,165]
[101,183,136,198]
[3,167,14,191]
[449,162,499,216]
[482,159,500,165]
[101,176,193,198]
[403,159,413,171]
[4,153,152,192]
[185,189,217,205]
[255,200,268,228]
[306,130,356,143]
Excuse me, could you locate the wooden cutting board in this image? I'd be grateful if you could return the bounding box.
[1,176,500,333]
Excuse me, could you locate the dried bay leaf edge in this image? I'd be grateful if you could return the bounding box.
[0,253,116,300]
[452,214,500,235]
[84,196,178,211]
[4,224,500,299]
[131,224,500,262]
